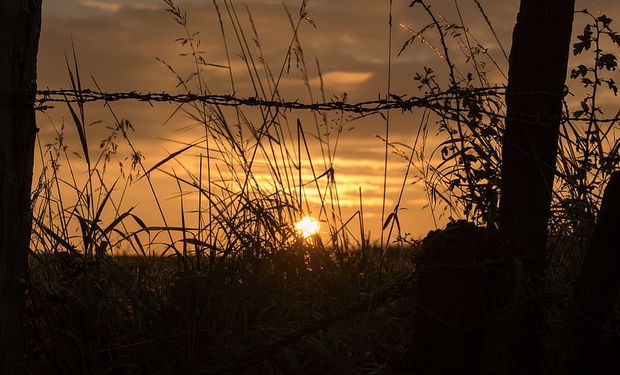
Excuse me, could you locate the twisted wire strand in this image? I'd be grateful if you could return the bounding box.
[0,87,612,124]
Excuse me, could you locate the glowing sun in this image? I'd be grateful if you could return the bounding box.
[295,216,320,238]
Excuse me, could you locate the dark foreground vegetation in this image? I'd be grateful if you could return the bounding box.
[24,224,620,374]
[28,246,419,374]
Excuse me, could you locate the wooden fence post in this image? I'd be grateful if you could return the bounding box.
[572,171,620,373]
[0,1,43,373]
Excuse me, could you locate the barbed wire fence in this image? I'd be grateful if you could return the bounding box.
[6,84,616,371]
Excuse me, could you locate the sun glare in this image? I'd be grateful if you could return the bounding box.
[295,216,320,238]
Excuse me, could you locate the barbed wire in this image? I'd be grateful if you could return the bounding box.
[35,88,620,124]
[30,87,501,113]
[0,87,618,124]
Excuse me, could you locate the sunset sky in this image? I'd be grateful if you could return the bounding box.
[36,0,619,243]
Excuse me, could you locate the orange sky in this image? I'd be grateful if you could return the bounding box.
[35,0,619,245]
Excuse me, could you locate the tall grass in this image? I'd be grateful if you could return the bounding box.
[28,1,417,373]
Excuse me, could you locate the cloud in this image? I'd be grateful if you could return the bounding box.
[81,0,122,12]
[80,0,158,13]
[311,71,373,90]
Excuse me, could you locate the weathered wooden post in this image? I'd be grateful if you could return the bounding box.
[572,171,620,373]
[0,1,43,373]
[497,0,575,373]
